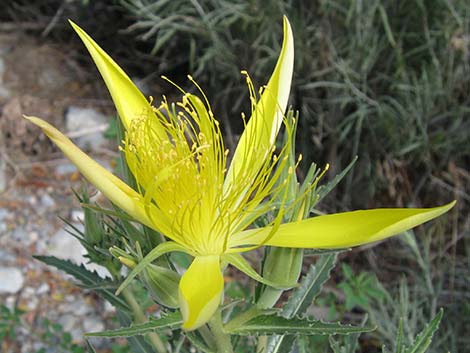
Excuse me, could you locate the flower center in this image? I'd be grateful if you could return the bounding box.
[123,95,228,255]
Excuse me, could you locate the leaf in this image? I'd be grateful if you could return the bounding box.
[282,253,338,318]
[34,255,130,312]
[117,310,155,353]
[85,311,182,337]
[315,157,357,202]
[404,309,443,353]
[328,315,369,353]
[265,253,338,353]
[226,313,373,336]
[85,340,98,353]
[185,331,217,353]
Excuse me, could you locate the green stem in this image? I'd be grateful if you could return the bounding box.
[121,287,168,353]
[209,309,233,353]
[255,287,283,352]
[198,325,217,350]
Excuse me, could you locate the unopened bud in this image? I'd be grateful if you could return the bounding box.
[144,264,180,309]
[263,247,303,289]
[119,256,137,269]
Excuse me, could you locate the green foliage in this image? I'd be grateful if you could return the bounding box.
[366,230,470,353]
[0,305,86,353]
[0,305,24,342]
[226,313,373,336]
[338,263,386,311]
[116,0,469,209]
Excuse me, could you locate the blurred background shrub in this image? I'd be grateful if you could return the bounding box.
[3,0,468,210]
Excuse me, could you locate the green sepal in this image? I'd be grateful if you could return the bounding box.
[261,247,303,289]
[225,313,374,336]
[85,311,182,337]
[143,264,180,308]
[223,253,292,289]
[116,241,189,295]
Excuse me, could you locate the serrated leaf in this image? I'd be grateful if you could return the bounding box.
[404,309,443,353]
[265,253,339,353]
[85,311,182,337]
[328,315,368,353]
[34,255,130,312]
[226,314,373,336]
[282,253,338,318]
[117,310,155,353]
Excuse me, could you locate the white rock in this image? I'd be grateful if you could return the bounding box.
[65,106,108,149]
[83,317,105,333]
[55,163,78,175]
[48,227,85,264]
[40,193,56,208]
[36,283,50,295]
[0,267,24,294]
[58,313,78,332]
[70,209,85,222]
[47,226,110,278]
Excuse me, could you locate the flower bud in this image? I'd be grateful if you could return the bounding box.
[262,247,303,289]
[143,264,180,309]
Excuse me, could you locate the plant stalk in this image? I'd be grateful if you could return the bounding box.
[209,309,233,353]
[121,287,168,353]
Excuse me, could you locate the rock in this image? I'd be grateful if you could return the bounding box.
[47,227,85,265]
[47,226,110,278]
[58,313,78,332]
[0,267,24,294]
[83,317,104,333]
[22,286,39,310]
[39,193,56,209]
[65,106,108,150]
[55,162,78,176]
[70,209,84,223]
[0,95,58,157]
[36,283,50,295]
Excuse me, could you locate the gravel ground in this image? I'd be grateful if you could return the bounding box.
[0,30,120,353]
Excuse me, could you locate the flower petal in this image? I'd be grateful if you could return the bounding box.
[224,16,294,190]
[229,202,456,249]
[24,116,153,228]
[179,255,224,330]
[69,21,165,137]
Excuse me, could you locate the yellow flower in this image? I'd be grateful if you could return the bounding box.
[25,17,455,331]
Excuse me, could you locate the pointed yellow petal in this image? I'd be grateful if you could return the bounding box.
[24,116,153,228]
[224,16,294,189]
[229,202,456,249]
[179,255,224,330]
[69,21,165,137]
